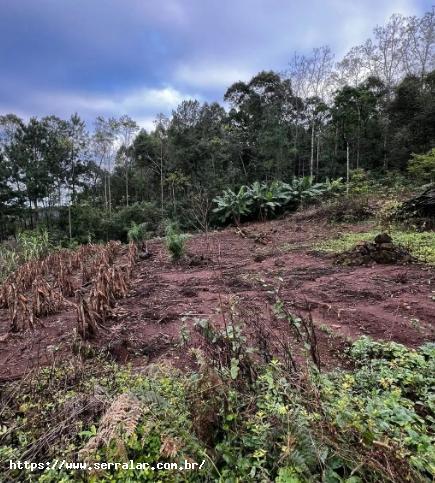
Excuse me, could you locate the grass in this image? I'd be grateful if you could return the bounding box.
[315,229,435,264]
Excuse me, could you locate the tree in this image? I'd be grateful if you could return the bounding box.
[92,116,119,215]
[117,115,139,207]
[408,148,435,183]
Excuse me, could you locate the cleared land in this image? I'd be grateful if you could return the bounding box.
[1,216,434,381]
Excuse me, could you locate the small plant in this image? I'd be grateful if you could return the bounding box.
[127,222,147,244]
[165,222,187,261]
[0,245,19,281]
[376,198,401,232]
[17,229,52,262]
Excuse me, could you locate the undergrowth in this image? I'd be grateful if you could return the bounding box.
[315,230,435,264]
[0,229,53,281]
[1,314,434,482]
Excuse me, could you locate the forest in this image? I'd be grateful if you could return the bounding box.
[1,10,434,243]
[0,7,434,483]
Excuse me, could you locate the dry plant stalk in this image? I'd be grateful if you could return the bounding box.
[79,393,142,462]
[31,277,64,318]
[9,286,39,332]
[76,290,101,339]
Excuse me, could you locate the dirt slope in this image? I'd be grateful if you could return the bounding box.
[1,217,434,380]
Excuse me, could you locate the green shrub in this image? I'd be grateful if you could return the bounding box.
[0,244,19,281]
[0,228,54,281]
[70,202,161,243]
[17,228,51,261]
[165,222,187,260]
[408,148,435,184]
[127,222,147,243]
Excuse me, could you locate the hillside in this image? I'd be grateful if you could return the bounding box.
[1,215,434,381]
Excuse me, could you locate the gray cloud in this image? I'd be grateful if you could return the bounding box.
[0,0,427,125]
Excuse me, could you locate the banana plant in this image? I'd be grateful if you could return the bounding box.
[287,176,326,204]
[247,181,293,220]
[324,177,345,197]
[213,186,252,225]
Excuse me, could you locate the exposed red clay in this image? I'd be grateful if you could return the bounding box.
[1,217,434,381]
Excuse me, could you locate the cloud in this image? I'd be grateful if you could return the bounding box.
[0,0,429,125]
[0,86,198,126]
[175,63,254,89]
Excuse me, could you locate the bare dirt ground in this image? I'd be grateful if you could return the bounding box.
[1,216,434,381]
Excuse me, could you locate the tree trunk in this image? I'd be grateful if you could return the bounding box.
[310,121,315,178]
[346,141,350,195]
[125,158,129,207]
[68,204,72,242]
[357,108,361,169]
[316,131,320,177]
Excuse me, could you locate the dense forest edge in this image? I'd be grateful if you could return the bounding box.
[0,9,434,483]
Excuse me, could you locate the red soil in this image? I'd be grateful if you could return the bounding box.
[1,217,434,381]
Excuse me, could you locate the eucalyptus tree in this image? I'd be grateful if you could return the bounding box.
[287,46,334,177]
[117,115,139,207]
[92,116,120,214]
[401,10,435,78]
[225,71,295,180]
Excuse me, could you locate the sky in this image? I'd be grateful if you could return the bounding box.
[0,0,431,130]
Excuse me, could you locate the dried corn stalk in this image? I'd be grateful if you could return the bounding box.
[76,290,101,339]
[10,287,38,332]
[31,277,64,317]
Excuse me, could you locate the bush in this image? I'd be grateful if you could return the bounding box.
[70,202,161,243]
[127,222,147,244]
[165,222,187,260]
[408,148,435,184]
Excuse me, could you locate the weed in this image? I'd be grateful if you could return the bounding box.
[165,222,187,261]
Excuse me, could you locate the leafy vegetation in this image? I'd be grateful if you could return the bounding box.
[408,148,435,184]
[213,177,344,225]
[1,320,433,482]
[165,222,188,261]
[127,222,148,244]
[0,229,52,281]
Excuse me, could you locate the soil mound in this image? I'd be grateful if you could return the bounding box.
[335,233,415,266]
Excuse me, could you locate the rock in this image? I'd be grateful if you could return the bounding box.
[374,233,392,244]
